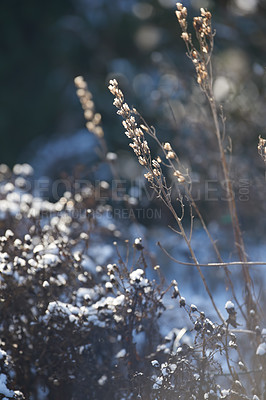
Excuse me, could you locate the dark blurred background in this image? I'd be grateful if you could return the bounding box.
[1,0,266,231]
[0,0,266,162]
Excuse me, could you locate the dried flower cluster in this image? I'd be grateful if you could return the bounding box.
[176,3,213,88]
[108,79,163,189]
[108,79,186,190]
[108,79,150,163]
[176,2,256,321]
[258,135,266,163]
[74,75,104,138]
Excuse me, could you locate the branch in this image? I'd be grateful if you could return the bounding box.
[157,242,266,267]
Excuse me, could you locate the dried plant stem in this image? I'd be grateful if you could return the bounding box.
[156,248,266,268]
[186,194,247,321]
[200,331,207,398]
[207,90,254,312]
[175,3,257,320]
[109,78,225,323]
[137,112,245,319]
[146,115,248,321]
[224,323,238,381]
[159,187,225,323]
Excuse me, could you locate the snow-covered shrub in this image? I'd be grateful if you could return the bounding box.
[0,163,265,399]
[0,348,24,399]
[0,164,166,399]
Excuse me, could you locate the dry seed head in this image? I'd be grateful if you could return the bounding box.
[86,122,94,131]
[193,12,212,40]
[178,18,187,31]
[117,89,124,99]
[74,76,87,89]
[108,79,118,94]
[113,98,123,108]
[94,126,104,138]
[140,124,149,132]
[75,76,104,138]
[178,176,186,183]
[175,3,187,30]
[76,88,86,98]
[144,172,153,182]
[122,120,130,130]
[193,17,203,32]
[109,79,118,86]
[82,100,94,110]
[122,103,130,114]
[258,136,266,148]
[166,151,175,160]
[138,157,147,166]
[196,62,208,85]
[129,142,141,156]
[181,7,187,18]
[152,159,160,168]
[174,170,186,183]
[135,128,144,137]
[201,8,211,19]
[84,109,93,120]
[125,131,133,139]
[163,142,172,151]
[130,115,136,124]
[258,136,266,162]
[142,140,150,154]
[109,78,151,165]
[93,113,102,124]
[175,10,182,20]
[175,3,187,17]
[181,32,189,42]
[153,168,161,177]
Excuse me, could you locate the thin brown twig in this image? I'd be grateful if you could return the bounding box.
[157,242,266,267]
